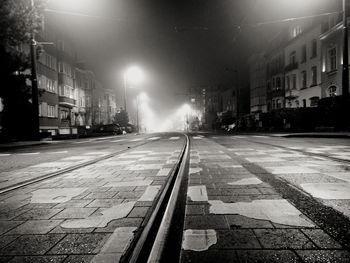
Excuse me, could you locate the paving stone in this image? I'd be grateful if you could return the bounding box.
[6,220,63,235]
[186,205,205,215]
[215,230,261,249]
[226,215,274,229]
[14,208,63,220]
[296,250,350,263]
[0,234,64,255]
[52,208,97,219]
[50,226,95,234]
[207,188,261,196]
[301,229,342,249]
[8,255,67,263]
[134,201,153,207]
[181,249,237,262]
[0,207,29,220]
[185,215,229,230]
[84,192,117,199]
[0,221,24,235]
[0,236,18,249]
[49,233,108,254]
[86,199,123,208]
[94,218,143,233]
[115,191,144,199]
[62,255,94,263]
[54,200,92,208]
[0,256,11,262]
[236,250,301,263]
[127,207,149,218]
[254,229,316,249]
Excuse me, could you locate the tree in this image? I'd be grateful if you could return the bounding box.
[0,0,46,139]
[114,108,129,127]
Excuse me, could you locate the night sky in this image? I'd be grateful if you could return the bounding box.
[46,0,341,120]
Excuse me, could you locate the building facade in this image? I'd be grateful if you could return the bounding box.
[34,24,117,136]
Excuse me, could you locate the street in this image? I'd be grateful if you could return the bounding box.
[0,133,349,262]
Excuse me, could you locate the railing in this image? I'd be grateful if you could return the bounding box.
[285,62,298,72]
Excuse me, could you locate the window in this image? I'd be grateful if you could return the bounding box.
[276,77,281,90]
[301,71,307,89]
[311,39,317,58]
[328,47,337,71]
[292,74,297,89]
[292,25,302,38]
[60,110,69,120]
[39,103,42,117]
[276,99,282,109]
[310,96,319,107]
[295,100,300,108]
[311,66,317,86]
[46,78,56,93]
[47,105,56,118]
[289,51,296,64]
[302,99,307,108]
[328,85,337,97]
[286,76,290,90]
[58,62,72,76]
[57,40,64,51]
[301,45,307,63]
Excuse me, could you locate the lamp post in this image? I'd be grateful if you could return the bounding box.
[30,0,40,140]
[123,66,144,112]
[343,0,349,98]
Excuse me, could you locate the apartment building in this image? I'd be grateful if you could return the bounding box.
[249,53,267,113]
[249,16,337,114]
[284,21,322,108]
[33,24,117,136]
[320,13,346,98]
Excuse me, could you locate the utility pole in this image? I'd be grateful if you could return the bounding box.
[343,0,349,97]
[30,0,40,140]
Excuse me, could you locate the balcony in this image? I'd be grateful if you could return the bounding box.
[285,62,298,72]
[285,89,299,99]
[59,96,76,107]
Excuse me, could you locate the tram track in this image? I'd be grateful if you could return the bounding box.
[0,138,160,195]
[0,133,191,262]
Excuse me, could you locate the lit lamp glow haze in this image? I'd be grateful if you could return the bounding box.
[123,66,144,112]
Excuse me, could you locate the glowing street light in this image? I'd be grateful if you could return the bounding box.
[123,66,144,112]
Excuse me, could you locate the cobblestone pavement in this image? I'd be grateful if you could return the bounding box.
[181,135,350,263]
[0,135,185,262]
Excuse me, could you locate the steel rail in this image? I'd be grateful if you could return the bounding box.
[147,134,189,262]
[0,138,163,195]
[125,134,189,263]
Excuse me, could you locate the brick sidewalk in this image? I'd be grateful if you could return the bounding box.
[181,136,350,262]
[0,137,184,262]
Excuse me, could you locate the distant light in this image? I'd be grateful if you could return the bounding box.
[191,98,195,103]
[125,66,144,86]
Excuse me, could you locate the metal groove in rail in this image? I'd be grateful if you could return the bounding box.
[0,137,163,195]
[125,134,189,263]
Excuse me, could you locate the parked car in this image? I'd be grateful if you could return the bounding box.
[96,124,122,135]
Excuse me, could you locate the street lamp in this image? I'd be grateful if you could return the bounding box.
[123,66,144,112]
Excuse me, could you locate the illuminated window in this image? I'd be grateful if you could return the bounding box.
[301,45,307,63]
[285,76,290,90]
[301,71,307,89]
[328,47,337,71]
[311,66,317,86]
[328,85,337,97]
[292,74,297,90]
[289,51,296,64]
[311,39,317,58]
[310,96,319,107]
